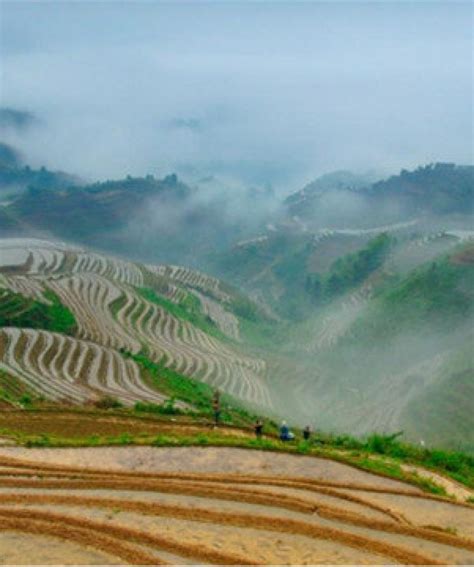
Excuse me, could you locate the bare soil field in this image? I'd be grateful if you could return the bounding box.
[0,446,473,565]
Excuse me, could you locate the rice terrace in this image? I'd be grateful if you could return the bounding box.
[1,1,474,564]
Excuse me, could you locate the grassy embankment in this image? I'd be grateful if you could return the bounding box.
[137,287,228,342]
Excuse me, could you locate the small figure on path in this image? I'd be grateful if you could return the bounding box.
[303,425,311,441]
[279,420,294,441]
[254,419,263,439]
[212,389,221,426]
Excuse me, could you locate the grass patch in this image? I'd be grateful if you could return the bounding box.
[124,351,264,428]
[134,400,183,416]
[137,287,227,341]
[318,431,474,490]
[129,351,214,410]
[11,427,452,495]
[0,289,77,335]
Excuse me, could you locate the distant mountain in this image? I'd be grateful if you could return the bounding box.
[0,169,275,265]
[285,169,381,210]
[0,142,22,169]
[285,164,474,224]
[366,163,474,215]
[4,173,190,239]
[0,143,80,196]
[2,161,473,273]
[0,107,36,131]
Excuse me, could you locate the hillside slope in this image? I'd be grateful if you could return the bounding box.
[285,163,474,226]
[0,234,472,452]
[0,238,273,409]
[272,240,474,451]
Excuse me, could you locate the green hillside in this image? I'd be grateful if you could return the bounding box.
[348,245,474,345]
[402,340,474,452]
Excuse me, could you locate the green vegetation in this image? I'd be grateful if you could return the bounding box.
[210,233,316,321]
[0,289,77,335]
[404,355,474,454]
[0,370,35,406]
[124,351,262,427]
[349,251,474,343]
[238,317,285,349]
[306,234,392,303]
[229,294,261,322]
[317,431,474,489]
[369,163,474,215]
[8,417,470,496]
[93,396,124,410]
[134,400,182,416]
[137,287,226,341]
[129,351,214,410]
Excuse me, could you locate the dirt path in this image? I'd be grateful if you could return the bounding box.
[401,463,474,501]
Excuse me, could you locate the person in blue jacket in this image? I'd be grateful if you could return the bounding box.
[279,420,294,441]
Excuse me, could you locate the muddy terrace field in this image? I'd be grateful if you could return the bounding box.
[0,446,473,565]
[0,409,251,440]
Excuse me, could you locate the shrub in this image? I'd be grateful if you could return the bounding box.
[19,393,33,407]
[365,432,404,455]
[26,435,51,447]
[94,396,123,410]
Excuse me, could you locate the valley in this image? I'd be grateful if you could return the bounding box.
[0,149,473,567]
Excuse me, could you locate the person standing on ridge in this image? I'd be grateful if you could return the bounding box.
[212,389,221,427]
[254,419,263,439]
[303,425,311,441]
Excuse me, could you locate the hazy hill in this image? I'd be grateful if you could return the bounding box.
[0,107,36,131]
[0,143,79,198]
[1,161,472,266]
[285,169,381,213]
[6,173,188,238]
[0,168,275,265]
[285,163,474,227]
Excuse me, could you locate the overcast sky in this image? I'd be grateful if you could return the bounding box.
[0,1,472,189]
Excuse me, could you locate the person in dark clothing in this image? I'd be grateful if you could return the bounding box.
[254,419,263,439]
[212,389,221,426]
[303,425,311,441]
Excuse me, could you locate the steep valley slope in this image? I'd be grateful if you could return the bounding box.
[0,229,472,451]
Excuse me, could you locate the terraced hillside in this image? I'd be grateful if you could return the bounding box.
[0,238,272,409]
[271,235,474,450]
[0,445,472,565]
